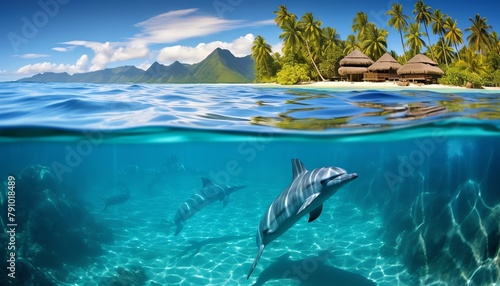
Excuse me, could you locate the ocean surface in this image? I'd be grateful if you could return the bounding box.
[0,82,499,286]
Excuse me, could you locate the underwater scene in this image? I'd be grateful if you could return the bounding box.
[0,83,499,286]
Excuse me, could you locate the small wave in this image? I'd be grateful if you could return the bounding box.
[0,83,498,135]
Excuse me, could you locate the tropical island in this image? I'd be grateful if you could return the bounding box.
[251,2,500,88]
[18,2,500,89]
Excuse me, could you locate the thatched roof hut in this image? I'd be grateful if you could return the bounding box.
[338,49,374,81]
[368,53,402,72]
[363,53,402,82]
[397,54,444,83]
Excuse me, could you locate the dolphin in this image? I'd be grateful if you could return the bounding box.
[247,158,358,279]
[172,177,246,236]
[102,184,130,211]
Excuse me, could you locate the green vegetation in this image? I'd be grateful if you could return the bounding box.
[252,3,500,87]
[276,63,310,85]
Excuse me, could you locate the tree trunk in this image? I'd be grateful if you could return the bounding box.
[440,32,449,67]
[424,24,435,61]
[399,29,407,62]
[305,40,326,81]
[454,43,461,60]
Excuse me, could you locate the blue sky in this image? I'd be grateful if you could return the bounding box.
[1,0,498,81]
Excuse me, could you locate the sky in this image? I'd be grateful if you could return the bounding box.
[1,0,499,81]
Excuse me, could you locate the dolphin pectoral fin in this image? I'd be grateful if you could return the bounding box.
[308,204,323,222]
[297,193,320,215]
[247,244,265,279]
[222,195,229,207]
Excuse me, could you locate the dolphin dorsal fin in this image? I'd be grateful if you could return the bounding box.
[201,177,213,187]
[292,159,307,180]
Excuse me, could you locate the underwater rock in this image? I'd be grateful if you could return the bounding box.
[345,144,500,285]
[99,266,147,286]
[0,164,114,284]
[17,165,59,207]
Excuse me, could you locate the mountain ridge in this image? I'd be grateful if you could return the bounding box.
[18,48,255,83]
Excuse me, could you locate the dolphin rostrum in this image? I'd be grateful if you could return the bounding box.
[172,177,246,236]
[247,158,358,279]
[102,184,130,211]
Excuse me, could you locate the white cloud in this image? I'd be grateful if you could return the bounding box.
[17,54,89,75]
[15,9,275,73]
[52,46,76,52]
[55,10,272,70]
[271,42,283,55]
[15,54,50,59]
[137,61,152,71]
[63,41,151,71]
[131,9,244,45]
[157,34,255,64]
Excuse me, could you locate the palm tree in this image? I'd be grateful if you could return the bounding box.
[344,34,360,55]
[299,12,326,81]
[352,12,369,41]
[362,24,388,60]
[462,47,488,74]
[386,3,411,61]
[413,0,435,60]
[322,26,341,50]
[433,38,454,65]
[279,17,303,58]
[490,31,500,53]
[389,50,399,60]
[405,23,427,55]
[465,14,492,54]
[444,18,463,60]
[432,9,449,66]
[274,5,296,28]
[251,36,274,80]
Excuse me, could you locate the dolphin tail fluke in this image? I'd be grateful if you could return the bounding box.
[174,222,184,236]
[222,195,229,207]
[165,221,174,233]
[247,244,265,279]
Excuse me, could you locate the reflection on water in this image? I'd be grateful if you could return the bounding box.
[251,89,499,130]
[0,83,498,132]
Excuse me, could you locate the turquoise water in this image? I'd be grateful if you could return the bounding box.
[0,83,499,285]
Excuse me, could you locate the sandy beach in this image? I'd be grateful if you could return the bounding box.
[255,81,500,93]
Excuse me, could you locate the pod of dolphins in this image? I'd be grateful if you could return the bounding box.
[102,158,358,280]
[169,158,358,279]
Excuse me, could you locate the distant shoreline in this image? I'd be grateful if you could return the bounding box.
[255,81,500,93]
[4,80,500,92]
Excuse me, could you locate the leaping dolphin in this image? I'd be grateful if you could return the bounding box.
[172,178,246,236]
[247,158,358,279]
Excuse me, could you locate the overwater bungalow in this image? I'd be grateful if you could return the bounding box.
[338,49,374,82]
[397,54,444,83]
[364,53,402,82]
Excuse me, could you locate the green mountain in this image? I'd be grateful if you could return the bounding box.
[71,66,145,83]
[191,48,254,83]
[18,49,255,83]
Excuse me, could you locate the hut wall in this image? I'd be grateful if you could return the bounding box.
[400,74,439,83]
[363,71,400,82]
